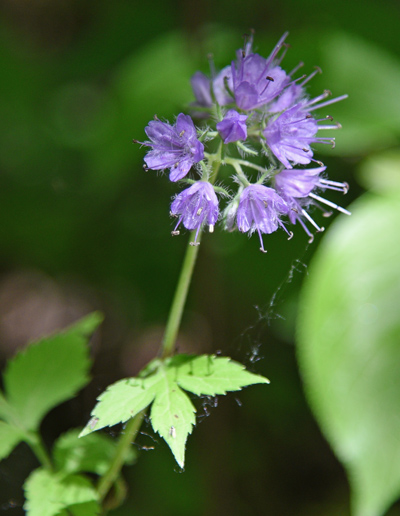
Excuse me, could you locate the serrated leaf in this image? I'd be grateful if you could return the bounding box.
[3,313,101,432]
[297,193,400,516]
[150,368,196,469]
[168,354,270,396]
[24,468,98,516]
[54,428,135,475]
[0,420,25,460]
[82,354,268,467]
[79,373,160,437]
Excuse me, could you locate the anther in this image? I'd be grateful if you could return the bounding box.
[171,230,180,236]
[196,207,203,216]
[259,247,268,253]
[132,139,140,144]
[143,164,149,171]
[287,231,294,240]
[209,224,214,233]
[325,115,334,121]
[306,114,313,119]
[169,211,178,218]
[190,241,200,246]
[308,234,314,244]
[179,130,185,137]
[266,76,275,82]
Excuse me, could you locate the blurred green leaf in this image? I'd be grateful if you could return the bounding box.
[0,421,24,460]
[3,313,102,432]
[297,192,400,516]
[24,468,99,516]
[318,32,400,155]
[54,428,135,476]
[358,149,400,194]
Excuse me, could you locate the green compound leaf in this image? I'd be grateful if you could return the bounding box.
[150,368,196,469]
[3,313,102,432]
[54,428,136,476]
[82,354,269,467]
[169,354,270,396]
[297,193,400,516]
[24,468,99,516]
[0,420,25,460]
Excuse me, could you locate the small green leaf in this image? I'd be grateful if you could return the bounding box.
[54,428,136,475]
[4,313,101,432]
[24,468,98,516]
[82,354,268,467]
[0,420,25,460]
[150,369,196,469]
[79,373,160,437]
[169,354,270,396]
[297,193,400,516]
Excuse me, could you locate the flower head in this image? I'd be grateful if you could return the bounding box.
[216,109,248,143]
[236,184,290,252]
[142,113,204,182]
[171,181,219,245]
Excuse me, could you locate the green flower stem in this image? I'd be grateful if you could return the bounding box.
[26,431,53,470]
[160,230,203,359]
[161,148,222,359]
[97,410,145,502]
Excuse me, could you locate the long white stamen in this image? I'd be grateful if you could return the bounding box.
[308,94,348,112]
[309,192,351,215]
[301,209,325,232]
[319,178,349,193]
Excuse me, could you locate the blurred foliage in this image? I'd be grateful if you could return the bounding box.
[0,0,399,515]
[298,189,400,516]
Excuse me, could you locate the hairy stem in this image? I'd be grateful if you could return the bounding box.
[97,410,145,502]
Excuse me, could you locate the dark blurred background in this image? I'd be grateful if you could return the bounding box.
[0,0,400,515]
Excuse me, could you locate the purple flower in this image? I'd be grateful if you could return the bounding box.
[274,166,350,242]
[216,110,248,143]
[263,103,322,168]
[269,82,304,113]
[231,34,290,111]
[213,66,234,106]
[191,71,213,108]
[142,114,204,182]
[236,184,290,252]
[171,181,219,245]
[190,66,234,109]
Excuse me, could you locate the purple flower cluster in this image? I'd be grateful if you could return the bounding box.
[135,33,350,252]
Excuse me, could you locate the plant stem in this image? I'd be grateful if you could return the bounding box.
[98,148,222,508]
[97,410,145,502]
[160,231,203,359]
[26,432,53,470]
